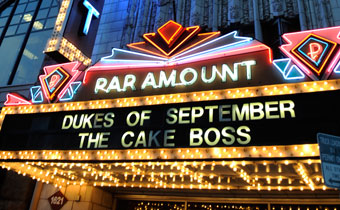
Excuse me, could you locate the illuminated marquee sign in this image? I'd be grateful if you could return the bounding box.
[3,22,340,106]
[274,26,340,80]
[3,24,340,195]
[82,0,100,35]
[2,90,340,150]
[6,23,340,105]
[1,23,340,149]
[3,23,340,151]
[44,0,104,66]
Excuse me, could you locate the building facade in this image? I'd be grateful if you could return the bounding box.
[1,0,340,210]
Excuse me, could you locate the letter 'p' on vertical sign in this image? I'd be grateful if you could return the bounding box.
[82,0,100,35]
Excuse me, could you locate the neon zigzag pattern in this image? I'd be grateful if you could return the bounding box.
[279,26,340,80]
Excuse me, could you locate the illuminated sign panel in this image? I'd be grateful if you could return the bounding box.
[3,23,340,151]
[44,0,104,65]
[63,0,103,58]
[1,90,340,151]
[79,49,278,100]
[7,24,340,105]
[37,62,85,103]
[3,23,340,194]
[277,26,340,80]
[291,34,338,78]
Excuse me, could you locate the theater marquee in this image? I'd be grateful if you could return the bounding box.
[3,21,340,145]
[1,21,340,192]
[2,90,340,151]
[3,22,340,146]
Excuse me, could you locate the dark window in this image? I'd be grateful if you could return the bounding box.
[0,17,7,26]
[0,34,25,85]
[14,4,25,14]
[40,0,51,9]
[13,30,53,84]
[0,0,60,86]
[1,4,12,17]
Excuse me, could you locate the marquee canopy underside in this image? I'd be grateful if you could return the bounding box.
[0,144,337,197]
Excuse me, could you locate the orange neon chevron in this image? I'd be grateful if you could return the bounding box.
[144,25,200,56]
[127,20,221,58]
[128,31,220,58]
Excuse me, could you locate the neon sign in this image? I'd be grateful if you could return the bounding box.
[291,34,337,77]
[272,58,305,80]
[42,67,71,101]
[33,62,84,103]
[127,20,220,58]
[82,0,100,35]
[157,20,184,46]
[308,42,323,61]
[30,86,44,104]
[93,60,257,94]
[78,21,276,100]
[6,22,340,106]
[4,93,31,106]
[276,26,340,80]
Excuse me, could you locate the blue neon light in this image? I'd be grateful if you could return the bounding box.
[273,58,291,75]
[30,86,43,103]
[99,31,252,65]
[297,37,329,66]
[44,70,64,93]
[82,0,100,35]
[170,31,253,61]
[59,81,82,101]
[273,58,305,80]
[59,89,73,102]
[286,65,305,80]
[70,81,82,94]
[101,48,168,63]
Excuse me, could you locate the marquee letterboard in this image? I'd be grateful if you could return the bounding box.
[1,90,340,151]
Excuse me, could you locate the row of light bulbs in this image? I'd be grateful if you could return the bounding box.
[0,77,338,194]
[44,0,91,66]
[1,79,339,117]
[0,144,319,161]
[0,158,328,192]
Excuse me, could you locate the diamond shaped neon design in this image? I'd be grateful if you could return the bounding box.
[297,37,329,66]
[42,67,70,101]
[128,20,223,58]
[157,20,184,46]
[291,34,337,76]
[39,62,83,103]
